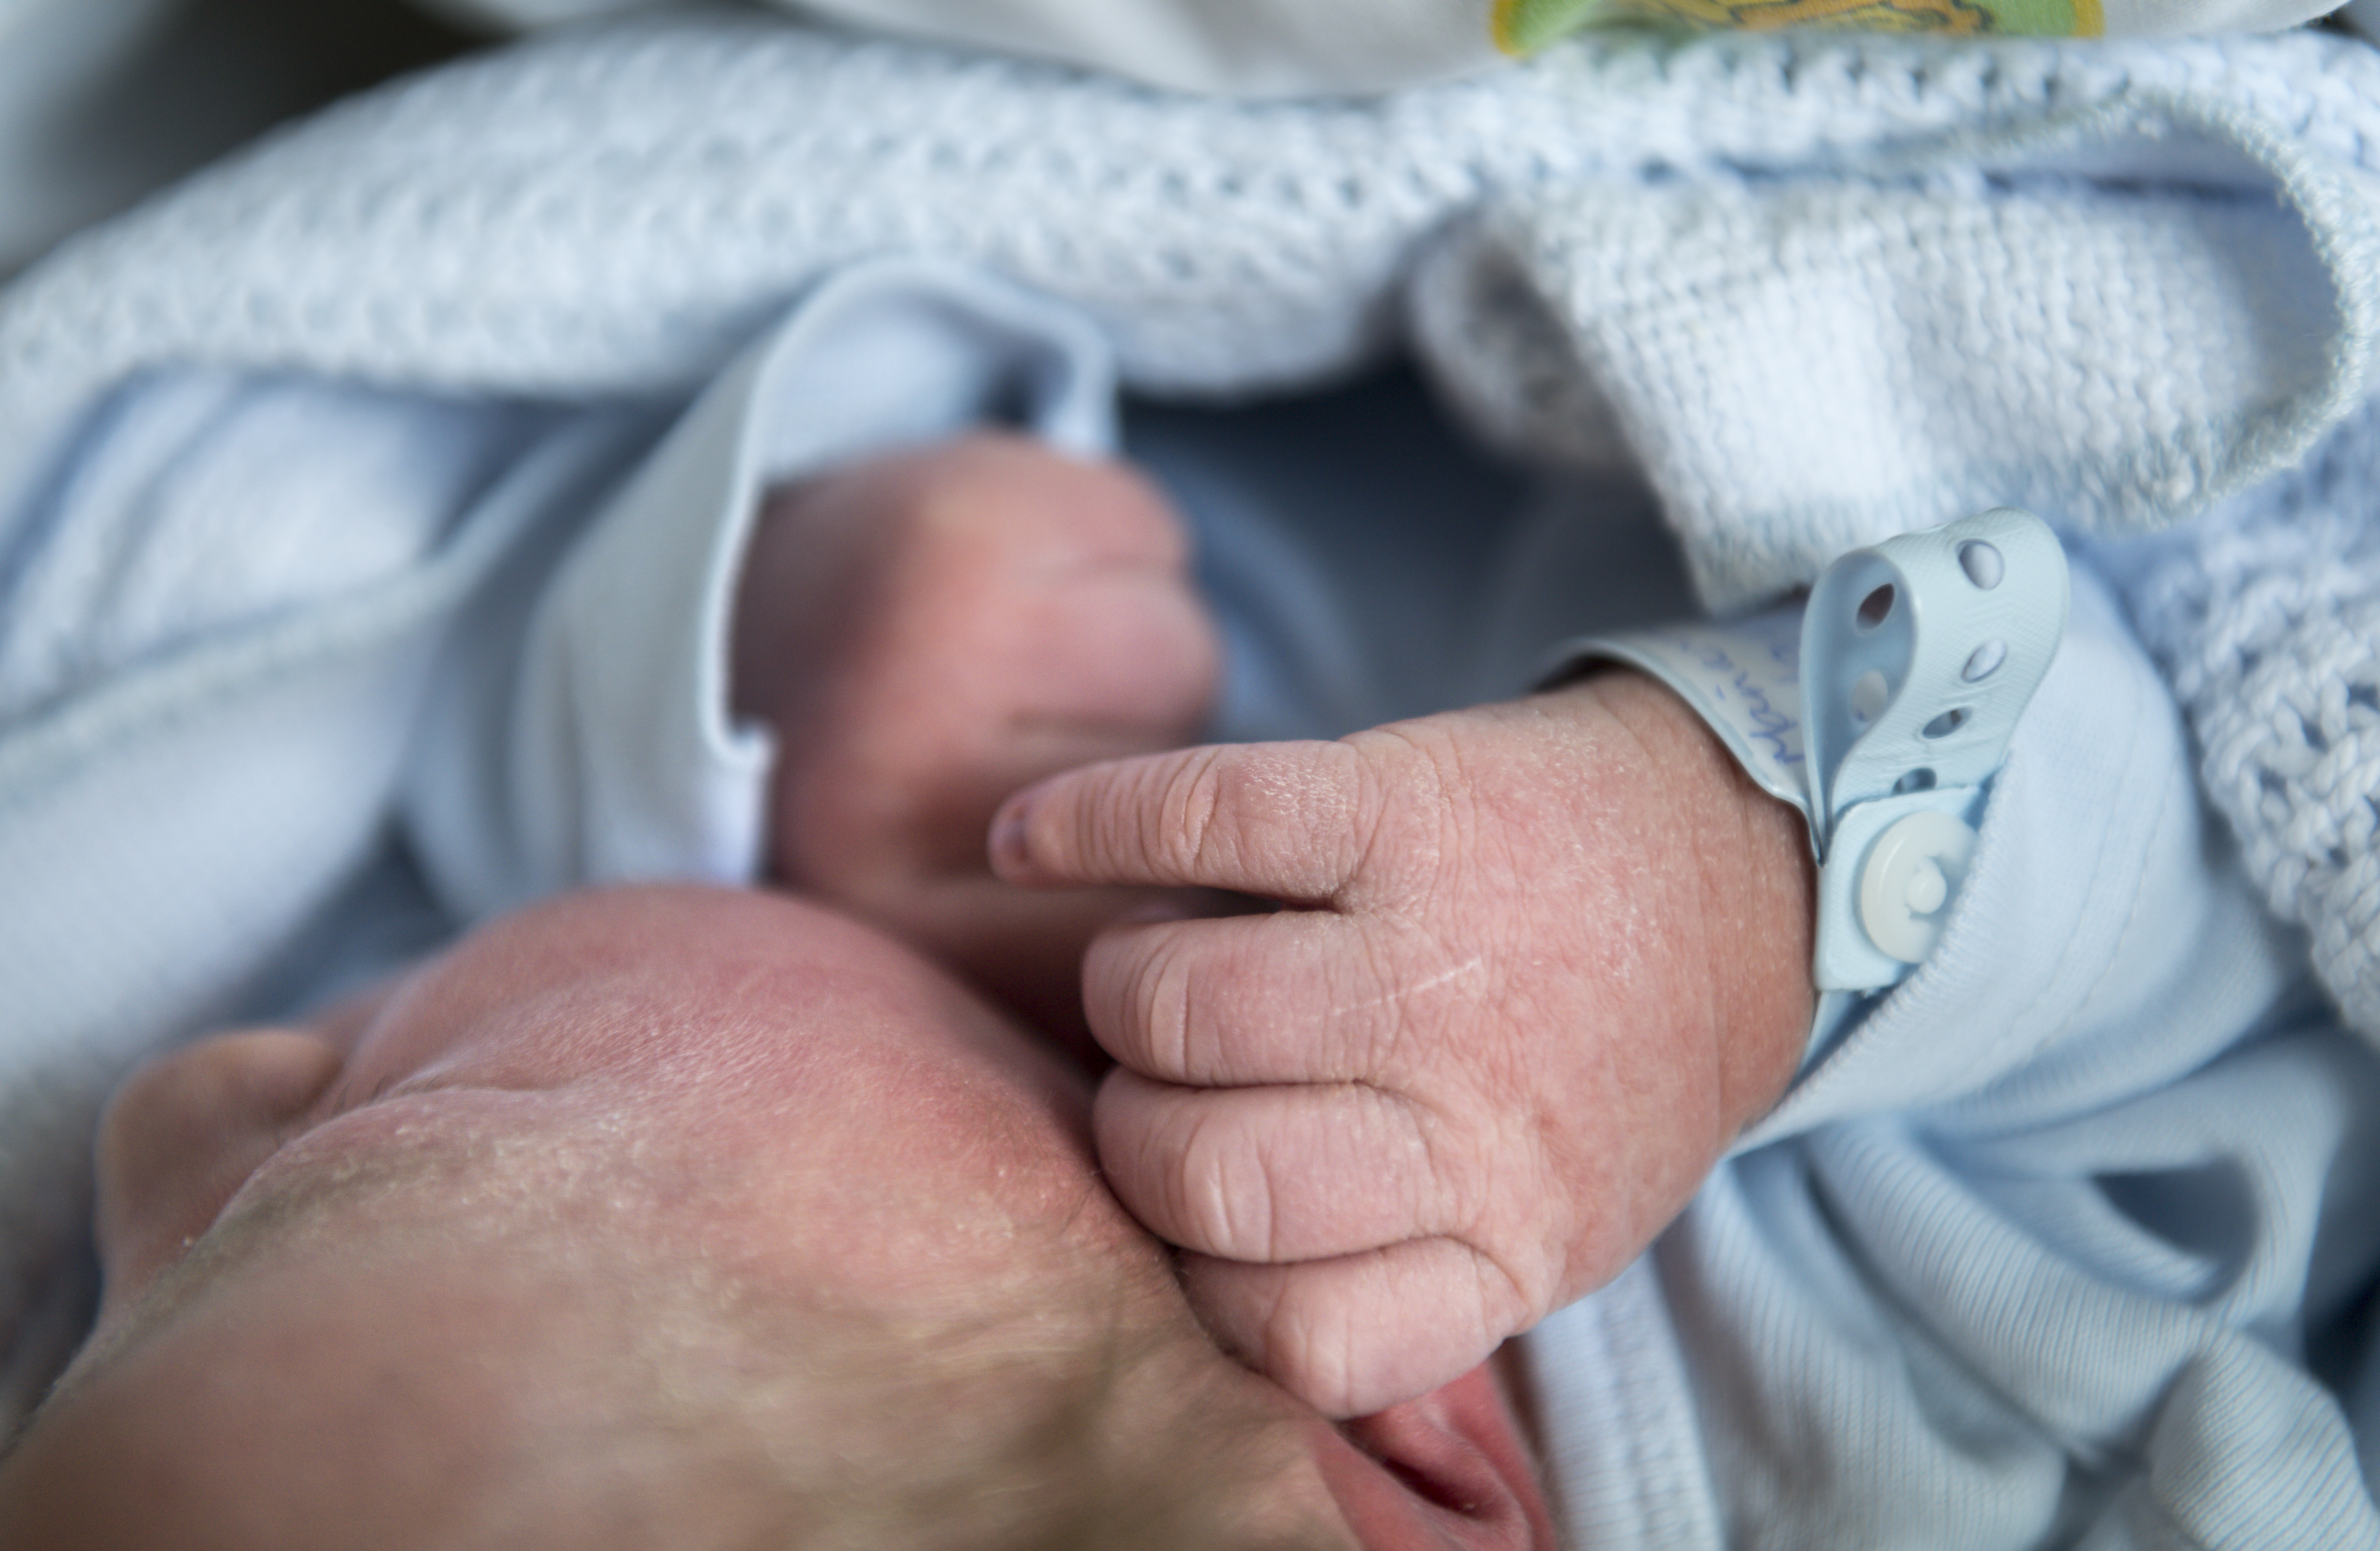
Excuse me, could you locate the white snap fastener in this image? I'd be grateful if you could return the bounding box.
[1858,809,1978,963]
[1903,859,1948,915]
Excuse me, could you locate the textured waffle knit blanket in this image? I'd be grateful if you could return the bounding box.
[7,13,2376,1010]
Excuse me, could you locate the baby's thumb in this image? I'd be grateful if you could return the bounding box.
[1179,1241,1534,1420]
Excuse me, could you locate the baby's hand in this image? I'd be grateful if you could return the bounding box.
[733,436,1218,1045]
[990,671,1814,1416]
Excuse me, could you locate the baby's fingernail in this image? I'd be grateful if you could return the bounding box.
[990,794,1034,873]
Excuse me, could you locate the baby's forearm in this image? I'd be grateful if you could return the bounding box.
[1564,669,1815,1139]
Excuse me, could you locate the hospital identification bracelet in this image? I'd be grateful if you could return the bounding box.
[1543,508,2070,1054]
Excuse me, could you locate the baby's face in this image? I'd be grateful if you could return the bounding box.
[0,886,1549,1548]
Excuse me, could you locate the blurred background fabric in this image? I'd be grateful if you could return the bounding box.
[0,0,471,276]
[5,0,2375,280]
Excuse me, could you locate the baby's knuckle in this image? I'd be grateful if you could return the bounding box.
[1136,932,1199,1076]
[1181,1112,1273,1257]
[1389,1086,1485,1233]
[1345,737,1456,898]
[1474,1227,1561,1327]
[1156,748,1234,875]
[1269,1297,1358,1416]
[1149,1121,1221,1249]
[1412,1115,1479,1232]
[1364,721,1466,805]
[1078,463,1189,555]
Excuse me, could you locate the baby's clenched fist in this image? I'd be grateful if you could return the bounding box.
[990,670,1814,1417]
[732,435,1217,1043]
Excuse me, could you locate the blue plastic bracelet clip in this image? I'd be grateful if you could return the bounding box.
[1545,507,2070,1052]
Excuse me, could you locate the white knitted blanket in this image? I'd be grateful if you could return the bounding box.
[3,18,2372,506]
[11,12,2376,1014]
[2107,400,2380,1039]
[4,9,2380,1398]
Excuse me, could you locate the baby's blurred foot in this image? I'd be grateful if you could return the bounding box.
[733,435,1219,1046]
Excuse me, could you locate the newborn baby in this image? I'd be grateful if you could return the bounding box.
[736,435,1815,1419]
[0,884,1553,1548]
[0,435,1799,1545]
[0,431,1812,1542]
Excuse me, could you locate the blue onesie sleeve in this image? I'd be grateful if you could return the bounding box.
[399,259,1118,919]
[1532,565,2380,1550]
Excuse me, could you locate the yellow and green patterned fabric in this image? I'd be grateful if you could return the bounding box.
[1495,0,2102,41]
[774,0,2331,94]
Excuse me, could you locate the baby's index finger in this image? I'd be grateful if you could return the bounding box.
[990,741,1372,902]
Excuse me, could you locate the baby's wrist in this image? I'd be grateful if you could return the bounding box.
[1557,668,1817,1135]
[1543,512,2070,1100]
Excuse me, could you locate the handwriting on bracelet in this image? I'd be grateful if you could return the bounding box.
[1666,630,1803,771]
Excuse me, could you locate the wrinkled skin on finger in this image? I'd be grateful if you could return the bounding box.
[993,670,1815,1417]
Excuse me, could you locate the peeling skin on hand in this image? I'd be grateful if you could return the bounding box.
[992,668,1814,1417]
